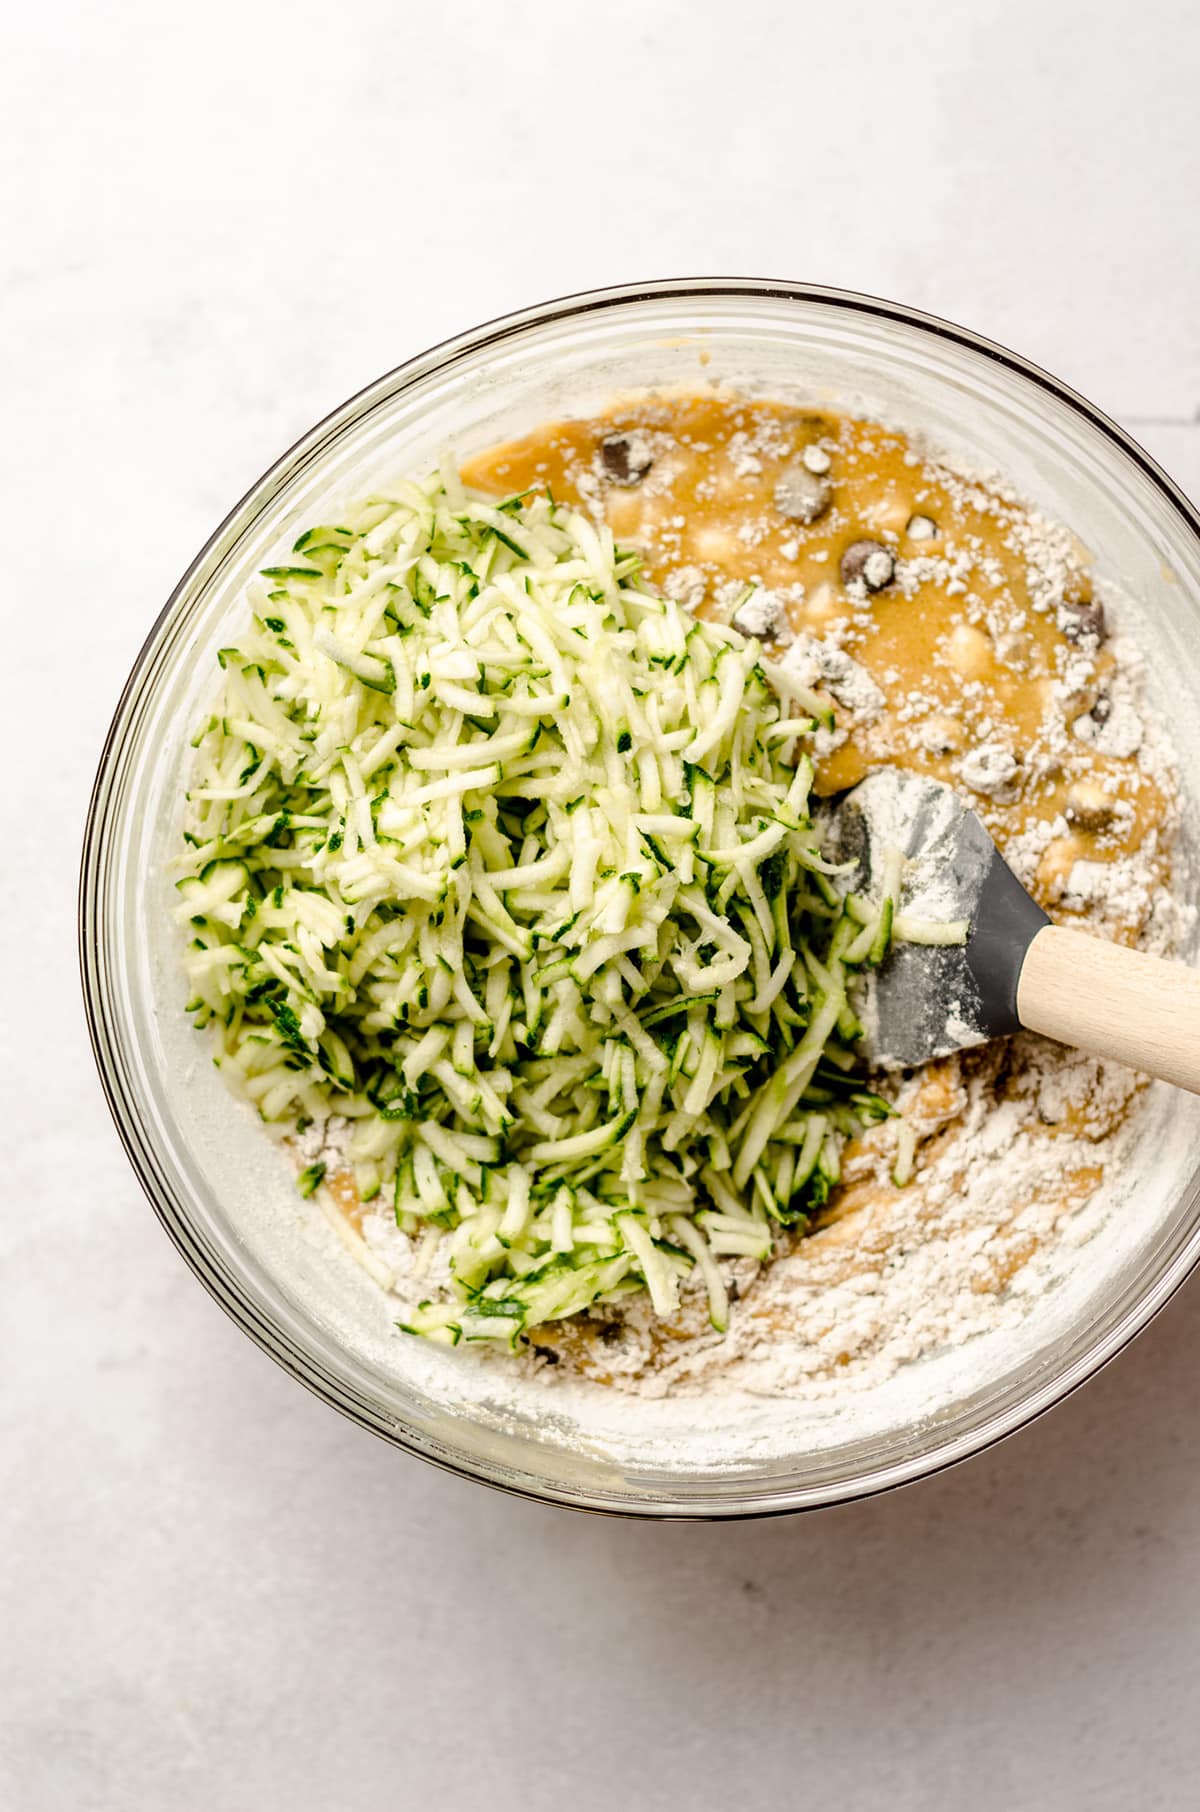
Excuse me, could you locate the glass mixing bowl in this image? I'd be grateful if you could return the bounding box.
[81,280,1200,1516]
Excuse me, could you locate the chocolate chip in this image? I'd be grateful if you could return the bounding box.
[906,513,937,541]
[958,742,1020,801]
[1065,781,1117,832]
[840,539,895,592]
[1058,597,1107,643]
[1073,689,1113,741]
[774,465,831,524]
[731,590,781,640]
[600,433,653,486]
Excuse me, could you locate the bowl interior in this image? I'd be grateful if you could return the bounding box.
[85,284,1200,1513]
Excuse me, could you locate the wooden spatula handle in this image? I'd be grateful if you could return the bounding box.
[1016,925,1200,1095]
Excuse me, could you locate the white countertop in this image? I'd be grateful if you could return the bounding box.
[6,2,1200,1805]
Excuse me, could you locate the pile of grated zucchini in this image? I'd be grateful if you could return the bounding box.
[177,471,904,1347]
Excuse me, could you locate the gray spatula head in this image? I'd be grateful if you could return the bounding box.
[821,769,1049,1069]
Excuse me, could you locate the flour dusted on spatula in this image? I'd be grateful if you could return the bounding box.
[818,766,998,1066]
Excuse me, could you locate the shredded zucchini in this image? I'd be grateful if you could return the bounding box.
[176,476,903,1344]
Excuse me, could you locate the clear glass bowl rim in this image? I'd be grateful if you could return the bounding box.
[79,276,1200,1519]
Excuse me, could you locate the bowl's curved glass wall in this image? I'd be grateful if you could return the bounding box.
[81,282,1200,1515]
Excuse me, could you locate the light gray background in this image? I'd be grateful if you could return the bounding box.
[6,2,1200,1806]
